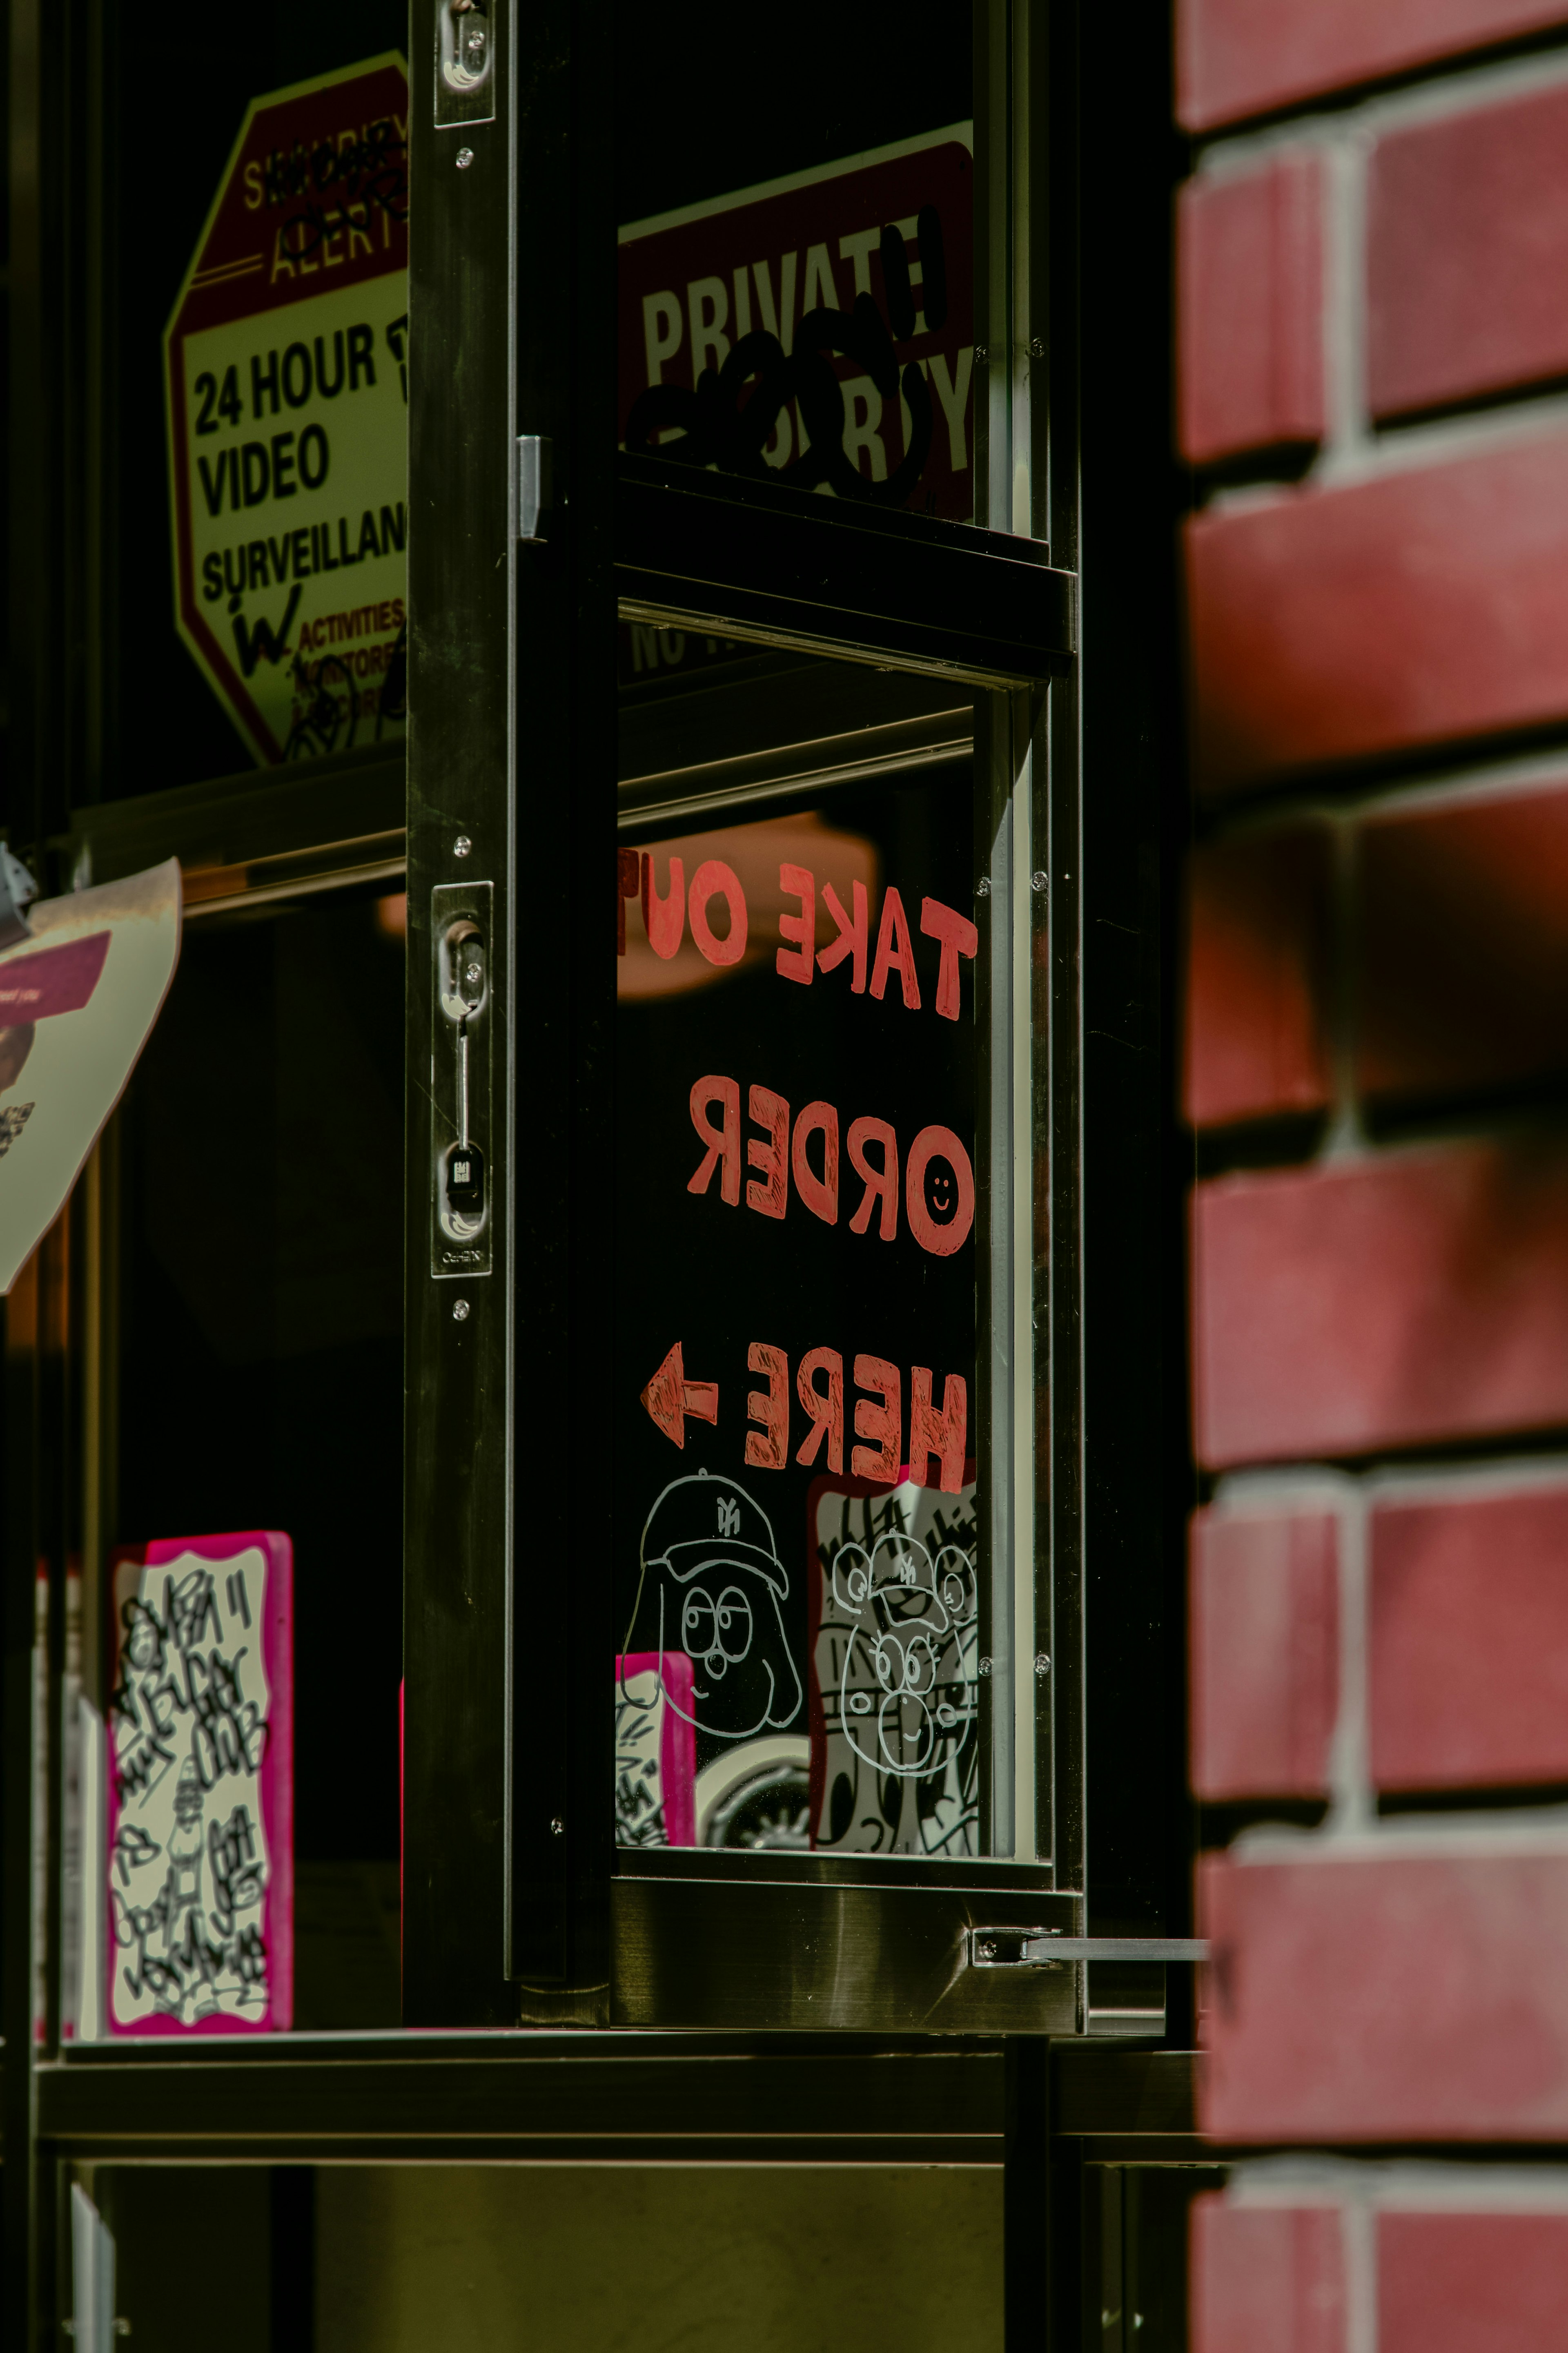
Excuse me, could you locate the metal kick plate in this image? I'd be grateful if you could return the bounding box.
[611,1878,1082,2034]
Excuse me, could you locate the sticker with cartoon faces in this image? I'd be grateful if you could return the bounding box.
[811,1479,979,1856]
[619,1472,804,1765]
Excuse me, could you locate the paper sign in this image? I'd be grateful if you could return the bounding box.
[163,56,409,765]
[107,1532,292,2034]
[0,861,181,1294]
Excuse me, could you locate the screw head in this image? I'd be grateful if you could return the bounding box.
[465,962,481,985]
[1034,1653,1051,1676]
[978,1655,993,1677]
[454,834,472,858]
[549,1816,565,1838]
[1031,870,1048,892]
[452,1298,470,1322]
[455,146,475,170]
[977,1938,996,1960]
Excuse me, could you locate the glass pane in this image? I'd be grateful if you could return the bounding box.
[95,9,408,801]
[78,883,405,2035]
[616,4,977,522]
[615,647,1037,1862]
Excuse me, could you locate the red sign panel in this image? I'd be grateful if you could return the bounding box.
[618,127,976,520]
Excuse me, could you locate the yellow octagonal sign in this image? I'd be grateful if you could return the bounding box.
[164,55,408,765]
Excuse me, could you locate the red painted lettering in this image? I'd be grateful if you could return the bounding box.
[795,1346,844,1472]
[870,885,921,1010]
[920,896,978,1019]
[688,1075,741,1205]
[746,1085,789,1220]
[688,859,748,966]
[851,1354,901,1485]
[904,1125,975,1257]
[791,1100,839,1225]
[642,853,684,959]
[908,1367,967,1493]
[817,879,868,993]
[847,1116,899,1241]
[745,1342,789,1469]
[776,861,815,985]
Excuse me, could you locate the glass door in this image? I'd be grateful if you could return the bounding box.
[403,0,1083,2030]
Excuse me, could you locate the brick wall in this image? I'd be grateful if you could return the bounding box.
[1178,1,1568,2334]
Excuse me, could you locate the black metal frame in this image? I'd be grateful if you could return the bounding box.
[0,0,1200,2338]
[616,456,1074,685]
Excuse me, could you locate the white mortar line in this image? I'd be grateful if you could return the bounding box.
[1320,128,1372,477]
[1234,1807,1568,1858]
[1326,1482,1372,1832]
[1344,2177,1379,2353]
[1365,1451,1568,1508]
[1229,2152,1568,2208]
[1207,1467,1357,1513]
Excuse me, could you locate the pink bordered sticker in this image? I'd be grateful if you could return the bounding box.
[107,1531,292,2034]
[615,1650,697,1849]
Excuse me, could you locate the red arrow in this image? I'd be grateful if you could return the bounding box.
[641,1340,719,1450]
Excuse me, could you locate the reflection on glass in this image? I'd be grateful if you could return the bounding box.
[619,133,975,518]
[614,766,985,1855]
[616,3,976,520]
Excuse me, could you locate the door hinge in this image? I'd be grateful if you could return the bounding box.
[514,434,551,542]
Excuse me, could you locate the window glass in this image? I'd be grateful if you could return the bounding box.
[615,649,1036,1862]
[616,4,977,523]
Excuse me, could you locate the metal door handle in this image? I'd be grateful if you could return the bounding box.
[968,1929,1209,1969]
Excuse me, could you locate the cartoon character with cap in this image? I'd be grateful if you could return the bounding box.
[621,1470,803,1751]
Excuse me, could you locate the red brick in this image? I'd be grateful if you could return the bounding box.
[1179,158,1325,466]
[1381,2211,1568,2353]
[1192,1140,1568,1467]
[1191,2199,1346,2353]
[1185,826,1333,1127]
[1191,1508,1339,1799]
[1187,436,1568,798]
[1371,1485,1568,1792]
[1356,783,1568,1103]
[1178,0,1568,132]
[1199,1843,1568,2139]
[1370,84,1568,422]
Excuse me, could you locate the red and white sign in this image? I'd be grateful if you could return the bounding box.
[0,862,181,1294]
[619,126,976,519]
[164,56,409,766]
